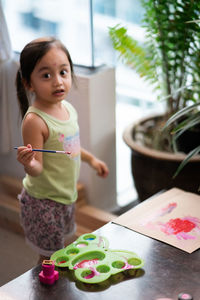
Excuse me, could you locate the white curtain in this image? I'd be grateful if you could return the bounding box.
[0,0,19,154]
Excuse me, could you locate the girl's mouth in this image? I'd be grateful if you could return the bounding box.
[53,89,65,97]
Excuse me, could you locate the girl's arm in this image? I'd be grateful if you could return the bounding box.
[17,113,48,176]
[81,148,109,178]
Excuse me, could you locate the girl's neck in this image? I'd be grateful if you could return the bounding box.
[33,100,69,121]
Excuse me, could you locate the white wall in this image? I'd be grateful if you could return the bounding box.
[0,59,25,178]
[0,65,117,211]
[68,65,117,212]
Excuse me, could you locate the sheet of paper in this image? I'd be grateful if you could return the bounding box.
[113,188,200,253]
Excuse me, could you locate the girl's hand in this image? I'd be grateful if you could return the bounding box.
[17,144,35,167]
[81,148,109,178]
[90,157,109,178]
[16,144,43,176]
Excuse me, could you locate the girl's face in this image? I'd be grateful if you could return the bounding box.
[28,46,72,105]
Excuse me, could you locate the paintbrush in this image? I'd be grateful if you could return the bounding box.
[14,147,71,155]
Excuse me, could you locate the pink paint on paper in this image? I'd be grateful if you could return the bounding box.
[159,202,177,216]
[159,216,200,240]
[141,202,177,226]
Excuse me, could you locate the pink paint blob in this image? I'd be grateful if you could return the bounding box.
[167,218,195,235]
[57,260,67,265]
[74,258,99,270]
[140,202,177,226]
[84,267,100,279]
[179,293,192,299]
[122,262,134,270]
[84,270,95,279]
[160,202,177,216]
[159,216,200,240]
[76,243,87,248]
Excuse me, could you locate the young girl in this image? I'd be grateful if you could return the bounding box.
[15,37,109,263]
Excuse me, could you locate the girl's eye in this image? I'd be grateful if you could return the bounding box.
[43,73,51,79]
[60,70,67,76]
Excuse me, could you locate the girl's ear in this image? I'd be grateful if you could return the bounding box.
[23,79,34,92]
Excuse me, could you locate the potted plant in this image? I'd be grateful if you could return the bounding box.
[109,0,200,201]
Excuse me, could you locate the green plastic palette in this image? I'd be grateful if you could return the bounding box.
[50,233,144,284]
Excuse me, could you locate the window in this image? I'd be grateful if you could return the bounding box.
[2,0,92,66]
[2,0,145,67]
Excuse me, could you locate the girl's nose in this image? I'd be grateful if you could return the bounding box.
[53,74,62,86]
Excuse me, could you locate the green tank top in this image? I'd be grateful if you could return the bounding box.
[23,100,81,205]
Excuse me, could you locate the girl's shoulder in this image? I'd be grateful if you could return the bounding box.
[23,110,47,130]
[22,111,49,142]
[23,107,46,125]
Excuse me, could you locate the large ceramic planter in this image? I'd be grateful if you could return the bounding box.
[123,115,200,201]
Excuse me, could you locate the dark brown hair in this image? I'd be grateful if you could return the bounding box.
[16,37,74,118]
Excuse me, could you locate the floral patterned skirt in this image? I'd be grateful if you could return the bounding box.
[18,188,76,257]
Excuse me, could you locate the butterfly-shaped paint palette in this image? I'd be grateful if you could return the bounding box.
[50,233,144,284]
